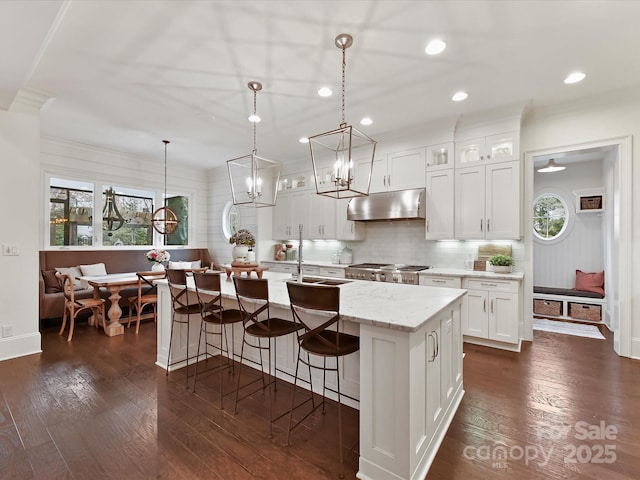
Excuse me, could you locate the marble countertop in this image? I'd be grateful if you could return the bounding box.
[160,271,466,333]
[420,267,524,281]
[259,260,348,268]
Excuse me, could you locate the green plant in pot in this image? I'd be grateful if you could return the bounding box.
[488,254,514,273]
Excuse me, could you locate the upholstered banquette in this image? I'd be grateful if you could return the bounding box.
[39,248,213,321]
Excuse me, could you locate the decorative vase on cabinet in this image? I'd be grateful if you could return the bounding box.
[151,262,165,272]
[232,245,249,260]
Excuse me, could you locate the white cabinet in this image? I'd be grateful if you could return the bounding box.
[307,193,336,239]
[260,261,298,274]
[454,161,520,239]
[426,141,454,171]
[420,275,462,289]
[272,190,308,239]
[425,319,442,432]
[318,266,346,278]
[455,131,519,167]
[364,148,426,193]
[335,198,365,240]
[425,169,454,239]
[462,277,520,346]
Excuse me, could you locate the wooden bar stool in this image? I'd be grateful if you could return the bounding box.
[232,276,302,438]
[192,271,244,408]
[286,281,359,479]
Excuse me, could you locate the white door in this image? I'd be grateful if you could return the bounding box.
[387,148,426,191]
[485,161,521,239]
[489,291,519,343]
[426,169,454,239]
[455,166,485,239]
[272,194,290,239]
[463,289,489,338]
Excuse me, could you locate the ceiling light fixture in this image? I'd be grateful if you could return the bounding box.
[537,158,566,173]
[102,186,125,232]
[299,137,309,144]
[318,87,333,97]
[227,81,281,208]
[360,117,373,126]
[452,91,468,102]
[308,33,377,199]
[152,140,179,234]
[564,71,586,84]
[425,38,447,55]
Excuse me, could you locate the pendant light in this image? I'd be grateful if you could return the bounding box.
[152,140,179,234]
[537,158,566,173]
[309,33,377,199]
[102,186,125,231]
[227,81,281,208]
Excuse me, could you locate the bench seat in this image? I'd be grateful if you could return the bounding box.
[533,286,604,299]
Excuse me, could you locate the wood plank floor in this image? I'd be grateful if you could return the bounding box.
[0,321,638,479]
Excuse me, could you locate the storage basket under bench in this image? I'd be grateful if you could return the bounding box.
[533,286,605,323]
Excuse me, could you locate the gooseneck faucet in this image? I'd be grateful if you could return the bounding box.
[297,223,303,283]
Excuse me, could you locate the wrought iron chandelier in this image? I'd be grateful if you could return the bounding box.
[227,81,281,208]
[309,33,377,199]
[152,140,179,234]
[102,186,125,231]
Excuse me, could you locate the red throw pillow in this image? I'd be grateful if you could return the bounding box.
[574,269,605,296]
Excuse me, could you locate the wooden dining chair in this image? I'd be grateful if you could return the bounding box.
[59,273,106,341]
[127,270,166,334]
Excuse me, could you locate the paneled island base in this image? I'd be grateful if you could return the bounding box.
[155,272,465,480]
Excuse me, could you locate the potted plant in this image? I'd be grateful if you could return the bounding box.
[229,228,256,261]
[488,254,514,273]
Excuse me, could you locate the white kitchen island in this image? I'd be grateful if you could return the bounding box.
[156,271,466,480]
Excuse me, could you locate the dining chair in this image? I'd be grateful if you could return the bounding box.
[232,276,302,438]
[192,271,244,407]
[127,270,166,334]
[59,273,106,341]
[166,268,202,388]
[285,281,359,479]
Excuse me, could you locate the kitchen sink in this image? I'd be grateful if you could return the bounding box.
[297,276,352,286]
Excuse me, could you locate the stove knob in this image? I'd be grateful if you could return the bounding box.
[370,272,376,281]
[379,273,385,281]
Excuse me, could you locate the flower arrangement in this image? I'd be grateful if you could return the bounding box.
[229,228,256,247]
[145,248,171,263]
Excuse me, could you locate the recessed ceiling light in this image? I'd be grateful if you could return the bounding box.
[425,38,447,55]
[318,87,333,97]
[248,114,261,123]
[564,71,586,84]
[452,91,468,102]
[299,137,309,144]
[360,117,373,126]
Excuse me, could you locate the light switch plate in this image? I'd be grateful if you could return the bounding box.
[2,244,19,256]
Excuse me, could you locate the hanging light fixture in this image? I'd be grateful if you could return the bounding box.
[537,158,566,173]
[102,186,125,231]
[227,81,281,208]
[152,140,179,234]
[309,33,377,199]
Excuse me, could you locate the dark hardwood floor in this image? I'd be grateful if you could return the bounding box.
[0,321,638,479]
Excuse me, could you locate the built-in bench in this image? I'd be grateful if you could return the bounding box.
[533,286,605,323]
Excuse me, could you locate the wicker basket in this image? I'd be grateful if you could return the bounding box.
[568,302,602,322]
[533,299,562,317]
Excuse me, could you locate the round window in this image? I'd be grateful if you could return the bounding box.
[533,193,569,241]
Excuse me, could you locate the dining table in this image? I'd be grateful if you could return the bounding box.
[79,272,141,337]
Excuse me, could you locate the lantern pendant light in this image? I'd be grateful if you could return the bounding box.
[102,186,125,231]
[152,140,179,234]
[309,33,377,199]
[227,81,281,208]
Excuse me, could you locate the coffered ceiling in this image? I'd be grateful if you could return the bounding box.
[3,0,640,170]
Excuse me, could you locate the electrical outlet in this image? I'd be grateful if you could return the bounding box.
[2,244,19,256]
[2,325,13,338]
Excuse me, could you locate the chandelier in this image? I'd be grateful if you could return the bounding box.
[227,81,281,208]
[309,33,377,199]
[102,186,125,231]
[152,140,179,234]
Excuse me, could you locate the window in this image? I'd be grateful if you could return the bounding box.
[533,192,569,241]
[49,179,94,246]
[165,195,189,246]
[102,188,154,246]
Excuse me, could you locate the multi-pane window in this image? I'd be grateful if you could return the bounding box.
[101,189,154,246]
[49,180,94,246]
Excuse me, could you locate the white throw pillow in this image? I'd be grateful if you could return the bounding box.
[169,261,193,270]
[78,263,107,289]
[191,260,202,269]
[54,266,84,290]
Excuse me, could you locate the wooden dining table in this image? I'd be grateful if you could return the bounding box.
[79,273,141,337]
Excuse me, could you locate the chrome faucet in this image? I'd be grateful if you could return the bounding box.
[297,223,303,283]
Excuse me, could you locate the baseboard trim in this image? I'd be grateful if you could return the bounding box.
[0,333,42,362]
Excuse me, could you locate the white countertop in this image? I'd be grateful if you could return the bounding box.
[260,260,348,268]
[161,271,466,333]
[420,267,524,281]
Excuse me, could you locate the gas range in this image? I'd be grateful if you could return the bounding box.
[345,263,432,285]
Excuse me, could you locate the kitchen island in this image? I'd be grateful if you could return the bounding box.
[156,271,466,480]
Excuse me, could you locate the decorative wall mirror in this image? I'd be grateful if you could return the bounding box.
[222,201,240,241]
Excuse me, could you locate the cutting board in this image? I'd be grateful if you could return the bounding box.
[478,244,512,261]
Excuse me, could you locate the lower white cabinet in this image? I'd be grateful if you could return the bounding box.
[462,277,520,347]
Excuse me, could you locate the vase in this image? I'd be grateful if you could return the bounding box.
[151,262,165,272]
[232,245,249,261]
[246,250,256,263]
[492,265,512,273]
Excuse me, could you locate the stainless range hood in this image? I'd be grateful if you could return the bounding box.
[346,188,426,221]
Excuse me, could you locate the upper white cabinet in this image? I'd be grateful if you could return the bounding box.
[272,190,307,239]
[336,198,365,241]
[307,193,336,239]
[426,142,454,171]
[455,131,519,167]
[425,169,454,239]
[454,161,521,240]
[364,148,426,193]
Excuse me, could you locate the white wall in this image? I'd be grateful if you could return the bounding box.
[533,159,605,288]
[0,108,42,360]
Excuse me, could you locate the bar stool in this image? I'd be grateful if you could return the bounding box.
[192,271,244,407]
[232,276,302,438]
[286,281,359,479]
[166,268,201,388]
